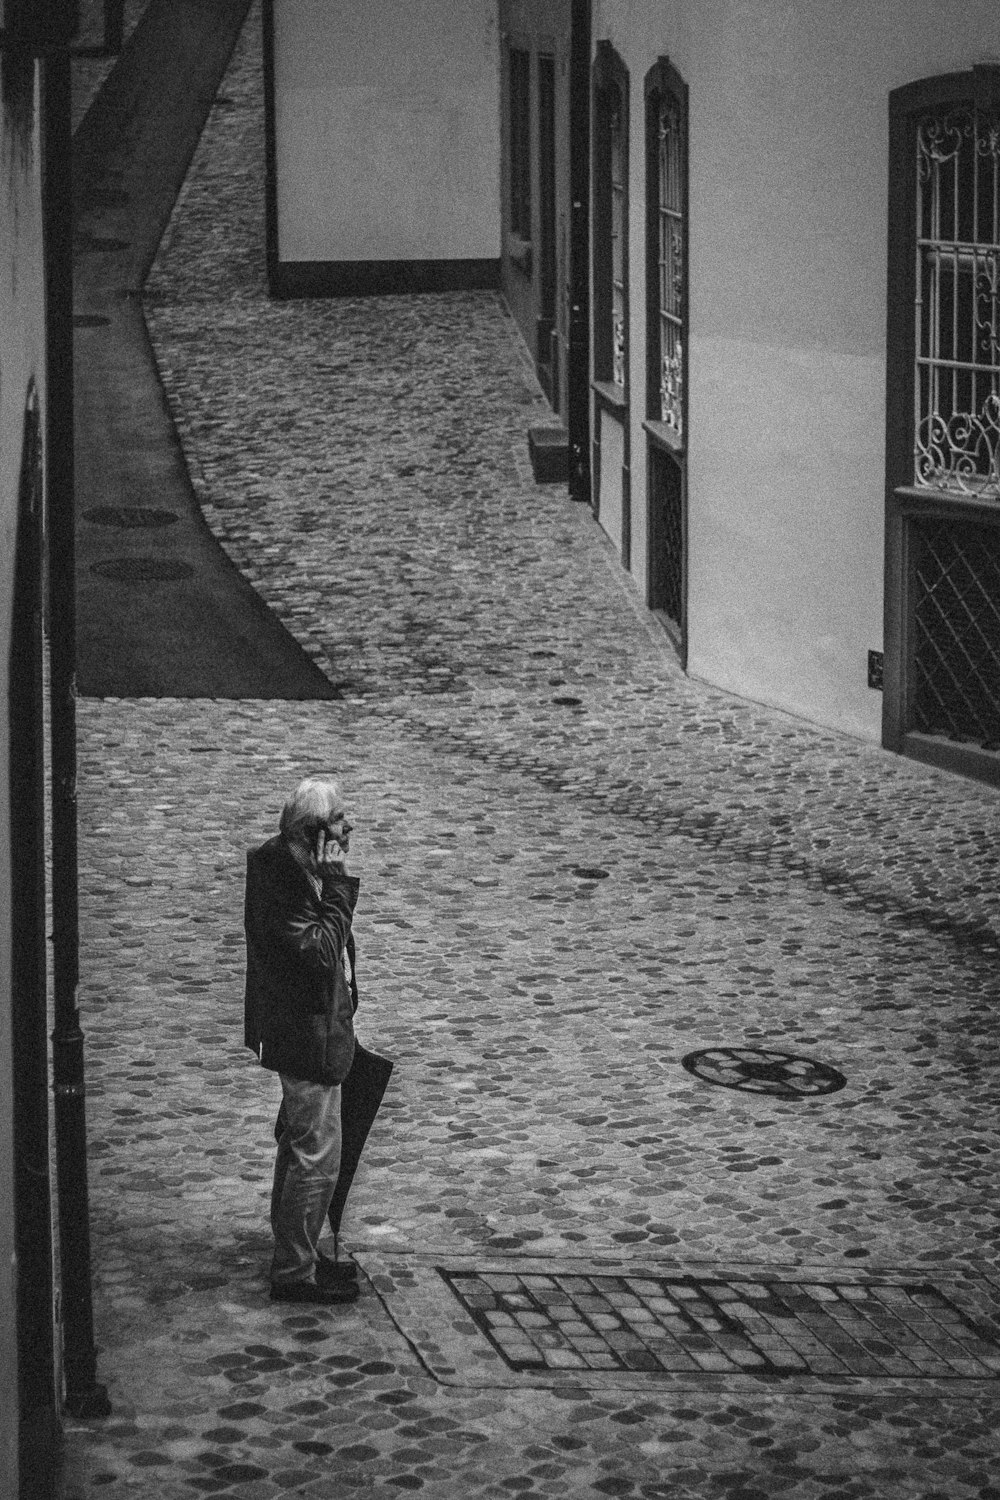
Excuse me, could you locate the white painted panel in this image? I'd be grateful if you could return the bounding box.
[686,336,885,740]
[274,0,501,263]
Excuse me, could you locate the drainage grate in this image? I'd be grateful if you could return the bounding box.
[83,506,179,529]
[90,557,193,582]
[442,1268,1000,1380]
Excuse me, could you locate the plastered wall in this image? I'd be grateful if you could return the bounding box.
[0,58,47,1500]
[273,0,502,264]
[593,0,1000,740]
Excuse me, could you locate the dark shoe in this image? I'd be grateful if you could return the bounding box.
[270,1279,359,1305]
[317,1253,359,1287]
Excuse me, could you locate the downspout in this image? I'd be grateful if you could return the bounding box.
[41,42,110,1422]
[103,0,125,54]
[567,0,591,504]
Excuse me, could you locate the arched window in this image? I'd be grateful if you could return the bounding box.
[644,58,688,659]
[593,43,629,391]
[645,59,687,436]
[885,65,1000,784]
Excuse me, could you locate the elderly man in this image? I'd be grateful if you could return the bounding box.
[244,775,361,1305]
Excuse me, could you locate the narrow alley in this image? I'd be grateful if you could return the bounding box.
[62,9,1000,1499]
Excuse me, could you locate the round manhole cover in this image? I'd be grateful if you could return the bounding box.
[84,506,179,529]
[90,557,193,582]
[681,1047,847,1098]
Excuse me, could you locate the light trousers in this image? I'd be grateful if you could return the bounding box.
[270,1074,342,1285]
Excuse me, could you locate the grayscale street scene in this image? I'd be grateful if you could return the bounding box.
[3,1,1000,1498]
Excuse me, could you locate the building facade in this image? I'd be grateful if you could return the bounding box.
[2,7,106,1495]
[1,41,57,1499]
[263,0,502,298]
[266,1,1000,784]
[586,0,1000,781]
[498,0,572,424]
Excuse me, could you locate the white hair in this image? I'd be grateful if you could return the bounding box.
[279,775,341,842]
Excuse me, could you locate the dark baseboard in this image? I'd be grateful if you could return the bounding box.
[900,731,1000,789]
[268,258,501,299]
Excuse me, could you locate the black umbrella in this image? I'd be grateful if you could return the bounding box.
[274,1041,394,1258]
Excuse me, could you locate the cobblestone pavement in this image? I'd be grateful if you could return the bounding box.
[62,9,1000,1500]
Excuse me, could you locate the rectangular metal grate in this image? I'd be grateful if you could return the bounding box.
[441,1268,1000,1380]
[912,516,1000,748]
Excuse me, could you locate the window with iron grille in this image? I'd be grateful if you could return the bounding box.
[885,69,1000,783]
[509,46,531,240]
[593,44,629,391]
[609,91,626,387]
[645,59,687,437]
[644,59,688,658]
[915,99,1000,497]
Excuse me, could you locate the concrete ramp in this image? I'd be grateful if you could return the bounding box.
[73,0,338,700]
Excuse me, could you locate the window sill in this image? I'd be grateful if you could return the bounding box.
[643,419,684,458]
[892,484,1000,520]
[592,378,627,416]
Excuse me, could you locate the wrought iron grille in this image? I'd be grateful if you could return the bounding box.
[912,515,1000,748]
[649,446,683,626]
[610,88,626,388]
[658,100,683,434]
[915,102,1000,497]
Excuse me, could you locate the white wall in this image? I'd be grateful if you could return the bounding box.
[595,0,1000,740]
[273,0,502,263]
[0,59,48,1500]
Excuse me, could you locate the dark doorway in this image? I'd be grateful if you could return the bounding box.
[648,444,685,652]
[537,52,558,409]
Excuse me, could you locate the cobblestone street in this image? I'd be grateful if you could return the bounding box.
[62,10,1000,1499]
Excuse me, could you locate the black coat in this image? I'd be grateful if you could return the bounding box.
[244,835,359,1085]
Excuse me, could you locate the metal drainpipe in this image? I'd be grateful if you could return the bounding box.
[567,0,591,505]
[42,42,111,1422]
[103,0,124,54]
